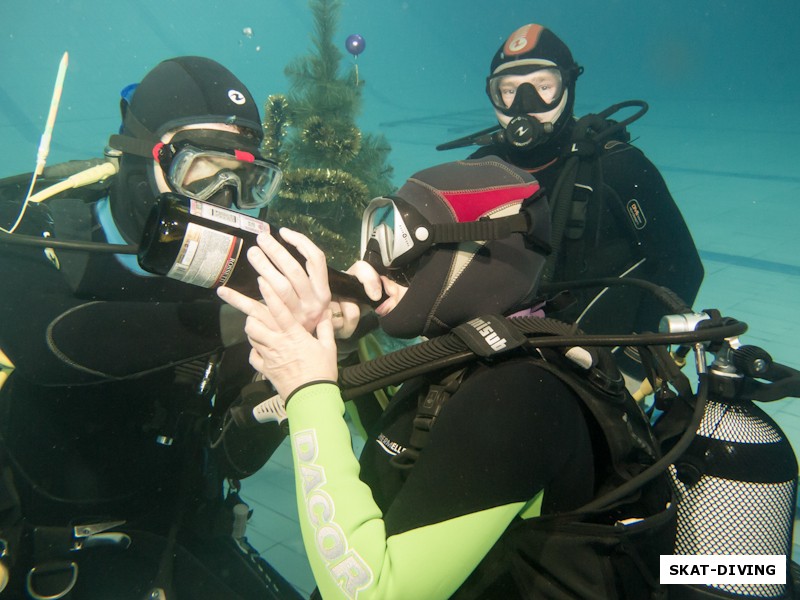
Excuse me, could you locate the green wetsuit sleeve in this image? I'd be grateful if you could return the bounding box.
[286,383,526,600]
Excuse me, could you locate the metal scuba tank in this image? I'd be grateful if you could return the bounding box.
[662,314,798,599]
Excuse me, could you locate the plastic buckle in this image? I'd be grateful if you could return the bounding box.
[72,519,129,551]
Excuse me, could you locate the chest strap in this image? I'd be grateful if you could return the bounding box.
[390,368,468,470]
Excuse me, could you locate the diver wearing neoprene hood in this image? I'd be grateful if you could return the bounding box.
[0,56,299,599]
[458,24,704,361]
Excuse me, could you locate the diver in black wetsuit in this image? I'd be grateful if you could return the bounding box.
[0,57,299,599]
[462,24,704,360]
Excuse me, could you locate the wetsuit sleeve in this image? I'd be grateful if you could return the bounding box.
[286,383,526,600]
[601,143,704,330]
[285,362,592,599]
[0,248,227,385]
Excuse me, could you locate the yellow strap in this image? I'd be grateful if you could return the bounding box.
[0,348,13,369]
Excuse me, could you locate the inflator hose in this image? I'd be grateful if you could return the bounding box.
[0,229,137,254]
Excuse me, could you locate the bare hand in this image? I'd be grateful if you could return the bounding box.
[247,229,331,333]
[329,261,384,339]
[216,228,341,397]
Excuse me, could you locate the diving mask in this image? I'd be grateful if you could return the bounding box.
[361,196,430,273]
[360,194,542,276]
[154,140,282,210]
[486,61,566,116]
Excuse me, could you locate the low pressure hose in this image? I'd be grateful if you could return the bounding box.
[339,314,747,399]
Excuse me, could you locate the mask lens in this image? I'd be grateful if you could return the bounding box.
[361,196,428,271]
[488,67,563,114]
[361,199,397,267]
[370,204,395,233]
[241,164,282,209]
[163,144,282,209]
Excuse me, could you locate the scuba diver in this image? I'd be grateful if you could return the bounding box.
[221,153,800,599]
[440,23,705,376]
[0,56,300,598]
[217,157,680,599]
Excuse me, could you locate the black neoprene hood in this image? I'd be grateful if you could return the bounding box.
[110,56,264,244]
[123,56,262,138]
[489,24,579,77]
[378,157,551,340]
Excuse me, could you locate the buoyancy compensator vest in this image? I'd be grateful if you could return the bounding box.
[453,348,677,600]
[343,313,678,599]
[340,292,800,599]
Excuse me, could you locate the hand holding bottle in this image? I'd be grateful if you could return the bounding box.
[217,229,339,400]
[246,229,331,333]
[329,260,386,340]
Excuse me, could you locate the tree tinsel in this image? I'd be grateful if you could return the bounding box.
[261,94,292,163]
[260,0,394,270]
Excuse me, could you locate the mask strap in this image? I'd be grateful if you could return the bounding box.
[108,103,161,157]
[426,194,551,255]
[429,213,528,243]
[107,134,156,159]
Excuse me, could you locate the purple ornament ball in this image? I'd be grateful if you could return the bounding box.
[345,34,366,57]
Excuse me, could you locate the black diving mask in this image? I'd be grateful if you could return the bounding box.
[360,193,542,276]
[487,65,565,116]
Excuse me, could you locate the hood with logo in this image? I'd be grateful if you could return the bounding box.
[109,56,263,243]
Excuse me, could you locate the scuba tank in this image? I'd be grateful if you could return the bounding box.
[659,313,798,600]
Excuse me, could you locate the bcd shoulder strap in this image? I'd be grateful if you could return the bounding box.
[390,367,468,470]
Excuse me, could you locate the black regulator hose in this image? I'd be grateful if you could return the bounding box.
[0,229,138,254]
[578,372,709,513]
[434,99,649,152]
[591,100,649,145]
[540,276,692,315]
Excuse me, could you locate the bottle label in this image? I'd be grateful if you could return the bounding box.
[189,199,269,236]
[167,222,243,288]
